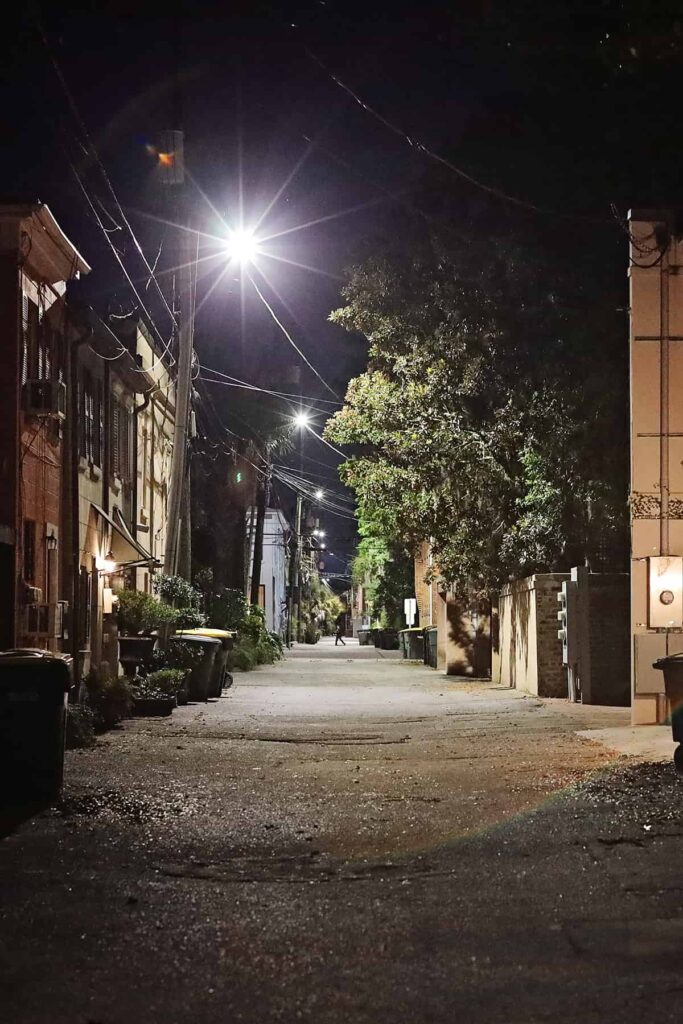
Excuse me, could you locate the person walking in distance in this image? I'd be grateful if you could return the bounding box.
[334,611,346,646]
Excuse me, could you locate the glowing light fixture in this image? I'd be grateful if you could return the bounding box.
[315,489,324,500]
[293,412,310,428]
[97,550,118,575]
[224,228,259,264]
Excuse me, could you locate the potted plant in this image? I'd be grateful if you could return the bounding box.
[116,590,174,675]
[131,669,185,716]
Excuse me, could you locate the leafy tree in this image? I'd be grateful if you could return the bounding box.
[326,204,628,596]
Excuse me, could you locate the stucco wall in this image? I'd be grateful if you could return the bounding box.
[498,574,568,697]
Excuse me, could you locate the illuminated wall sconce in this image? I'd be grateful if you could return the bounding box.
[46,529,58,552]
[96,550,118,575]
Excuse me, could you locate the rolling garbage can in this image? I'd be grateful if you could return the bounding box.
[357,629,371,646]
[425,627,438,668]
[168,635,221,702]
[0,649,73,802]
[176,629,235,697]
[653,653,683,773]
[400,628,424,660]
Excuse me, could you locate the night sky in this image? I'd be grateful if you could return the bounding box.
[3,1,681,565]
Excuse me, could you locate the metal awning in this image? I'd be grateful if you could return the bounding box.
[90,502,158,567]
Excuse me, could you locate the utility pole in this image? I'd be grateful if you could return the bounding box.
[161,129,194,577]
[287,494,302,647]
[250,455,271,608]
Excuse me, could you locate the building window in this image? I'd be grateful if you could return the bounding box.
[112,398,131,482]
[21,295,39,384]
[23,519,36,584]
[79,370,103,466]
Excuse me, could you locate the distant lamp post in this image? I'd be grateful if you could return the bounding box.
[315,489,324,500]
[293,411,310,428]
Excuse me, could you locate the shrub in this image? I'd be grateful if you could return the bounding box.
[85,669,133,731]
[66,704,97,749]
[304,623,321,645]
[226,641,257,672]
[268,631,285,654]
[255,642,276,665]
[142,669,187,697]
[152,573,198,608]
[172,607,206,629]
[116,590,173,634]
[209,587,248,630]
[166,638,205,672]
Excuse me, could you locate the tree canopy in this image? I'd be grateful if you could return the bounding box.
[325,201,628,596]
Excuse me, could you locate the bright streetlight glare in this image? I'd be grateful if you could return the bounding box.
[293,412,310,428]
[224,228,259,264]
[315,489,324,499]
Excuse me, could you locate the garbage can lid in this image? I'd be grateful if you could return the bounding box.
[0,649,73,689]
[169,634,222,647]
[176,628,236,639]
[653,652,683,668]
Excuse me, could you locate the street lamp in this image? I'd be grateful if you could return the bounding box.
[293,411,310,428]
[315,489,324,500]
[224,228,259,264]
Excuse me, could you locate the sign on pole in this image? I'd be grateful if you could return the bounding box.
[404,597,417,626]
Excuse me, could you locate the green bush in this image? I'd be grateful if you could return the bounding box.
[85,669,133,731]
[304,623,321,645]
[209,587,248,630]
[172,607,206,629]
[66,704,97,749]
[166,638,205,672]
[152,573,198,608]
[142,669,187,697]
[115,590,174,634]
[268,631,285,654]
[255,642,277,664]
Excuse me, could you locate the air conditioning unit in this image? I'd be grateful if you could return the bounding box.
[23,602,65,638]
[22,380,67,419]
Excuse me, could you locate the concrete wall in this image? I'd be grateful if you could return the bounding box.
[498,574,569,697]
[247,507,289,635]
[629,211,683,724]
[443,595,491,676]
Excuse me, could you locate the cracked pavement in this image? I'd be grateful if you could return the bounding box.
[1,638,682,1023]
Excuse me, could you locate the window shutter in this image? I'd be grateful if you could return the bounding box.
[112,400,120,477]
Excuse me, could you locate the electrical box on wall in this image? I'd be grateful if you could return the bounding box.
[648,556,683,628]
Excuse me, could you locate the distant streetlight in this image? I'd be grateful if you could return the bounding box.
[293,411,310,428]
[224,228,259,264]
[315,489,324,500]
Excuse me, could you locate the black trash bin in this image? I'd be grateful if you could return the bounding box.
[0,649,73,802]
[653,653,683,773]
[168,635,220,702]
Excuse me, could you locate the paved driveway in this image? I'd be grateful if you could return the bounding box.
[1,640,681,1023]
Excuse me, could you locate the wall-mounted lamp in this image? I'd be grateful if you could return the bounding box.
[97,550,118,575]
[46,530,58,552]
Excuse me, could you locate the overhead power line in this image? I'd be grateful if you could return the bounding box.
[248,274,342,400]
[301,44,614,227]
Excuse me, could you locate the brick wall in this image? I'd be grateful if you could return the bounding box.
[534,575,569,697]
[498,573,569,696]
